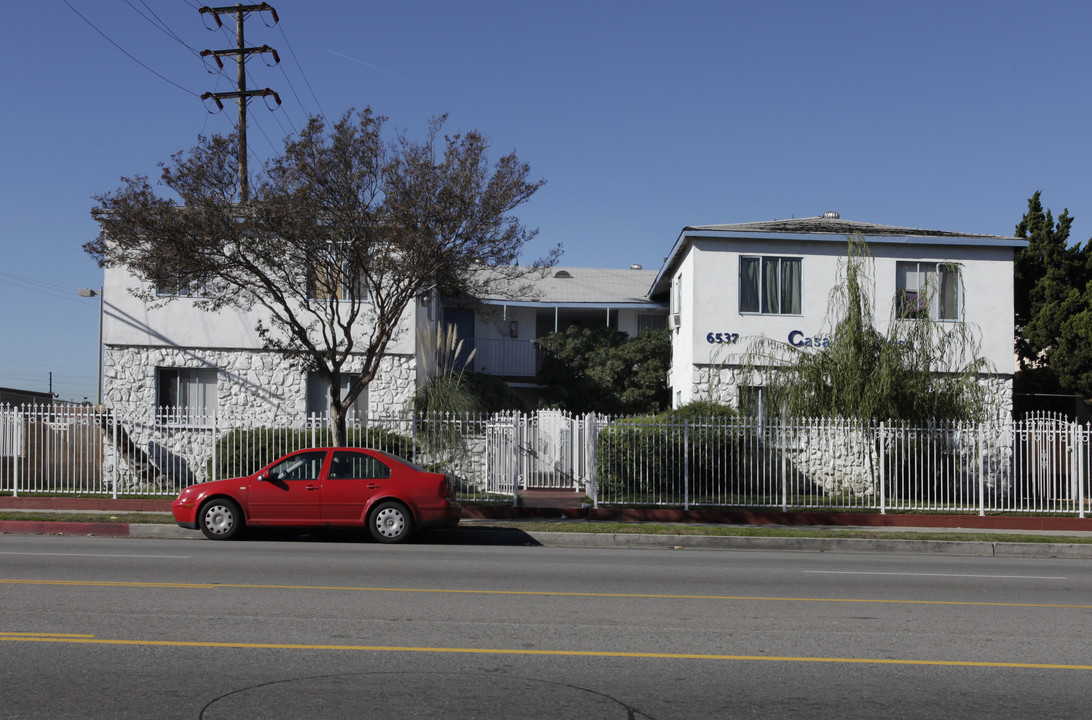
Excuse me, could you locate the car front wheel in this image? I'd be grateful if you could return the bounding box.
[199,498,243,540]
[369,501,413,543]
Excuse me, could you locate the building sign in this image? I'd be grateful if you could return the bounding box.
[787,330,830,348]
[704,330,832,348]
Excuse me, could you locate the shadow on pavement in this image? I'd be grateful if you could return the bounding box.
[233,525,542,547]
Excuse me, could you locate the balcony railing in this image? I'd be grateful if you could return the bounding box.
[469,338,539,376]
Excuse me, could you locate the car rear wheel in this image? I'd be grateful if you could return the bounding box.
[199,498,243,540]
[369,501,413,543]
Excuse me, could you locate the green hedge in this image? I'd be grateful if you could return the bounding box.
[597,403,764,499]
[209,426,418,479]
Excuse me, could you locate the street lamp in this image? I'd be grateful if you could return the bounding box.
[78,287,103,405]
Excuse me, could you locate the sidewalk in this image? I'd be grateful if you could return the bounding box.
[3,495,1092,558]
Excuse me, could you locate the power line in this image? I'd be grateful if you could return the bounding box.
[276,23,326,123]
[127,0,200,57]
[61,0,201,97]
[0,271,96,304]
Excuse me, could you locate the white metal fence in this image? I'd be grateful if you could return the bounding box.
[0,404,1088,516]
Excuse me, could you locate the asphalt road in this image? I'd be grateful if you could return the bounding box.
[2,534,1092,719]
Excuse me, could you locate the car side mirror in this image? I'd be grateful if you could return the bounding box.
[258,470,271,481]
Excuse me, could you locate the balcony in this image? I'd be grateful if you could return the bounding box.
[469,338,540,377]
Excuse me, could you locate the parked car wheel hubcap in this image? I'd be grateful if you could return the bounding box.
[205,505,233,534]
[375,508,405,537]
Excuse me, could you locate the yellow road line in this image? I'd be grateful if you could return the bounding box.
[1,635,1090,670]
[2,578,1091,609]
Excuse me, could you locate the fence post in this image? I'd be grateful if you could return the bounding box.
[111,410,118,498]
[411,412,419,465]
[210,414,218,484]
[511,413,520,508]
[683,419,690,511]
[585,413,598,508]
[878,422,886,515]
[1073,421,1085,519]
[1082,423,1088,520]
[977,423,985,517]
[780,419,788,512]
[13,406,21,498]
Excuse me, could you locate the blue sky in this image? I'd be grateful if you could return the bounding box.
[2,0,1090,402]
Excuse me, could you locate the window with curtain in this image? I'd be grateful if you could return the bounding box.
[307,243,369,302]
[156,368,217,425]
[306,373,368,422]
[895,261,960,321]
[740,256,801,315]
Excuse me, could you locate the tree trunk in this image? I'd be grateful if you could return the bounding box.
[328,380,348,447]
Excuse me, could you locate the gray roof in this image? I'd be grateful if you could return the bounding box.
[687,215,1013,239]
[477,266,661,306]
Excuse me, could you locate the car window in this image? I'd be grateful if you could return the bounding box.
[328,451,391,480]
[370,450,425,472]
[267,451,327,481]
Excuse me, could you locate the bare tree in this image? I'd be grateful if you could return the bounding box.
[86,108,557,445]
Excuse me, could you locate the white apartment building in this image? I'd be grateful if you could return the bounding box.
[97,211,1024,422]
[648,212,1026,413]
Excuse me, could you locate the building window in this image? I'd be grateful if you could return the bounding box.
[637,313,668,333]
[740,257,801,315]
[895,262,960,321]
[306,373,368,421]
[156,278,209,297]
[738,386,767,419]
[308,245,369,302]
[156,368,217,424]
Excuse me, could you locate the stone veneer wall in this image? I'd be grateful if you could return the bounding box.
[100,346,417,491]
[686,364,1016,497]
[104,346,417,422]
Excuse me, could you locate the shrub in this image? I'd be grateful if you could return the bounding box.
[209,425,417,479]
[596,402,760,500]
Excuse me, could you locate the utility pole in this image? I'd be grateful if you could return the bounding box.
[199,3,281,202]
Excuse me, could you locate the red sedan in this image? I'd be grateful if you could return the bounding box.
[171,448,461,543]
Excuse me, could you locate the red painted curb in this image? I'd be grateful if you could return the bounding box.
[0,520,131,536]
[0,498,172,512]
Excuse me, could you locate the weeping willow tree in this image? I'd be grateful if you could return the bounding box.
[742,236,993,423]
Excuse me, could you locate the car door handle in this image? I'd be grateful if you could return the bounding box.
[366,483,381,489]
[305,484,319,491]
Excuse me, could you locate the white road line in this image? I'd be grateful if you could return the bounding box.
[804,570,1067,580]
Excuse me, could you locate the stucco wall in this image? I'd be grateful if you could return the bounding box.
[669,237,1017,408]
[103,266,416,356]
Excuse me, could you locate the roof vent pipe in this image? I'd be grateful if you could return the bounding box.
[630,264,642,270]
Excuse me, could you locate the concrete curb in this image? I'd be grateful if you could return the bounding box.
[3,520,1092,558]
[521,531,1092,558]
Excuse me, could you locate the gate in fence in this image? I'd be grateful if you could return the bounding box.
[484,410,592,492]
[1012,411,1088,511]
